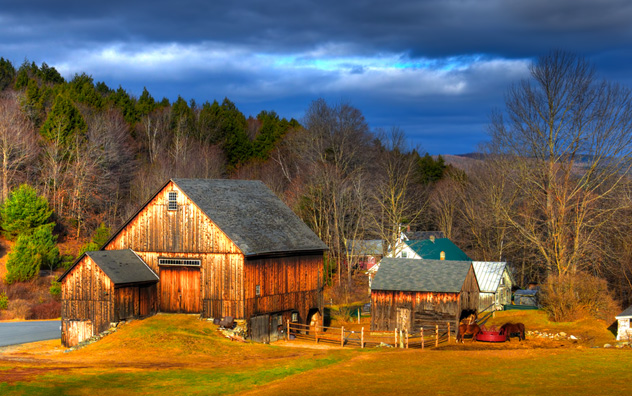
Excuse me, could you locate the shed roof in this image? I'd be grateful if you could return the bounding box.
[472,261,512,293]
[404,238,470,261]
[371,258,473,293]
[172,179,328,256]
[617,305,632,319]
[59,249,159,285]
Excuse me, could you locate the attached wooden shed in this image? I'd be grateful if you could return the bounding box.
[59,249,159,347]
[472,261,514,311]
[370,258,479,332]
[72,178,328,344]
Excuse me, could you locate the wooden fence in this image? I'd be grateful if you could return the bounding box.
[286,320,456,349]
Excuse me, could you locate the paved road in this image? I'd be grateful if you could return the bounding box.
[0,320,61,347]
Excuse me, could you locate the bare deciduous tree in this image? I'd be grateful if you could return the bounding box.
[488,50,632,276]
[0,92,39,201]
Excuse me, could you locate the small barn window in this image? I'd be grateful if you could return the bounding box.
[168,191,178,211]
[291,312,298,322]
[158,258,201,266]
[255,285,261,296]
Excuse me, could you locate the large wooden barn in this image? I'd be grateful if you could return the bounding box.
[370,258,479,332]
[60,178,328,346]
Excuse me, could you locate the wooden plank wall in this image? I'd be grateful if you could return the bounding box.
[459,266,480,314]
[244,254,323,324]
[105,181,240,255]
[159,267,201,313]
[61,256,114,347]
[114,284,158,320]
[135,252,244,318]
[370,290,461,331]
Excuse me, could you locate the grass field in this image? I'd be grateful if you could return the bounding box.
[1,312,631,395]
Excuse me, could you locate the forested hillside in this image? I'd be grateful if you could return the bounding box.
[0,52,631,320]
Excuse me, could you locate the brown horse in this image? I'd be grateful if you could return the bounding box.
[457,323,481,343]
[500,322,526,341]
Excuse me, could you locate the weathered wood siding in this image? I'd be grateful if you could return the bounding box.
[114,284,157,320]
[105,181,240,255]
[371,290,461,331]
[244,254,323,325]
[61,255,114,347]
[458,266,479,314]
[134,252,244,318]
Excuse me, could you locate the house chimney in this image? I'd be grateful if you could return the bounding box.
[440,251,445,260]
[430,235,435,243]
[406,224,411,232]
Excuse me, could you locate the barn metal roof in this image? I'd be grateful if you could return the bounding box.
[404,238,470,261]
[173,179,328,256]
[86,249,159,285]
[371,258,473,293]
[472,261,511,293]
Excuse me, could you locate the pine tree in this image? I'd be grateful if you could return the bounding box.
[39,93,87,148]
[5,223,60,283]
[1,184,53,240]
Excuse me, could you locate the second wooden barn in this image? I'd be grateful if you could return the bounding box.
[370,258,479,332]
[58,249,159,347]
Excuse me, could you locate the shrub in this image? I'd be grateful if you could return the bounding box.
[540,272,621,322]
[49,280,61,299]
[5,223,60,283]
[8,299,30,320]
[6,282,31,299]
[27,300,61,320]
[0,184,53,240]
[0,292,7,310]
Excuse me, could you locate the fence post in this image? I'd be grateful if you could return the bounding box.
[315,321,318,344]
[435,324,439,347]
[447,322,450,343]
[286,319,290,341]
[341,326,344,347]
[361,327,364,348]
[405,329,409,349]
[421,327,424,350]
[394,328,398,348]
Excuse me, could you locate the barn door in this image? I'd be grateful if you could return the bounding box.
[250,314,270,343]
[396,307,411,332]
[160,267,201,313]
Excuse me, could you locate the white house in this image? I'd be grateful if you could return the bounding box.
[472,261,514,311]
[616,306,632,341]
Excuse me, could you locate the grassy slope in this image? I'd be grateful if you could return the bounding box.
[0,312,629,395]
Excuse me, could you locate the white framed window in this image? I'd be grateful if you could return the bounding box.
[158,258,201,267]
[291,312,298,322]
[168,191,178,211]
[255,285,261,296]
[402,251,407,258]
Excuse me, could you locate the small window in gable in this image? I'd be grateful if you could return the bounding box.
[168,191,177,211]
[401,251,407,258]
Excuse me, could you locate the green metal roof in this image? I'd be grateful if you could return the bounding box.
[371,258,473,293]
[405,238,470,261]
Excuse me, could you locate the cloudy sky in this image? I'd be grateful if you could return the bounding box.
[2,0,632,154]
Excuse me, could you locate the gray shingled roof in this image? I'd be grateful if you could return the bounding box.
[472,261,511,293]
[371,258,473,293]
[86,249,159,285]
[617,305,632,319]
[173,179,328,256]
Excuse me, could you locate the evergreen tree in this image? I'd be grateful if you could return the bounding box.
[110,86,138,125]
[5,223,60,283]
[39,93,87,148]
[0,57,15,91]
[68,73,104,109]
[136,87,156,117]
[1,184,53,240]
[416,153,446,184]
[219,98,252,168]
[170,96,195,136]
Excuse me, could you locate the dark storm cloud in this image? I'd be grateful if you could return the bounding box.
[1,0,631,154]
[4,0,632,57]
